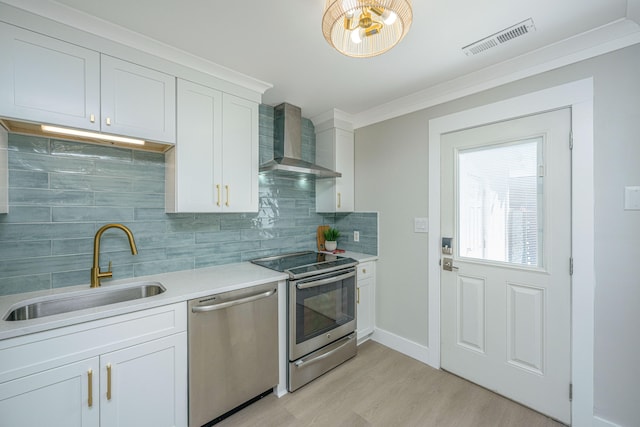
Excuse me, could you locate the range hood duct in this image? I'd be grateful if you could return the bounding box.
[259,103,341,178]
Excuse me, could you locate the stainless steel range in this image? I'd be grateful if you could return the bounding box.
[252,251,358,391]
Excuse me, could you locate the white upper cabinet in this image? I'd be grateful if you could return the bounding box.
[0,22,101,131]
[0,22,176,144]
[221,94,259,212]
[101,55,175,143]
[166,79,258,213]
[316,126,355,212]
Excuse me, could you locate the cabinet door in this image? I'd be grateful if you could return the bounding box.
[0,357,99,427]
[357,262,375,341]
[221,94,258,212]
[334,128,355,212]
[357,277,375,341]
[100,332,187,427]
[169,79,223,212]
[101,55,176,143]
[0,22,100,131]
[315,127,354,212]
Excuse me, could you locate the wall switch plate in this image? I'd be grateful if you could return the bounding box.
[414,217,428,233]
[353,231,360,242]
[624,186,640,210]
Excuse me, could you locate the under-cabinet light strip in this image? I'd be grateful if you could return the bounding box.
[41,125,146,145]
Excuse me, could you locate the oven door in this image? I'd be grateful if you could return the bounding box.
[289,267,356,361]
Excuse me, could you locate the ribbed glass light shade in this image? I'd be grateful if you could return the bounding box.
[322,0,412,58]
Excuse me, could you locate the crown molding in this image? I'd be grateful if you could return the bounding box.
[0,0,273,95]
[352,18,640,129]
[311,109,355,133]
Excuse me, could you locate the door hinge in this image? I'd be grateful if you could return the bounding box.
[569,383,573,401]
[570,257,574,276]
[569,131,574,150]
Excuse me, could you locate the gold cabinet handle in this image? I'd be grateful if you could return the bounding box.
[337,192,342,209]
[216,184,221,207]
[106,363,112,400]
[225,185,230,207]
[362,268,367,274]
[357,287,360,304]
[88,369,93,407]
[106,117,111,126]
[90,114,95,123]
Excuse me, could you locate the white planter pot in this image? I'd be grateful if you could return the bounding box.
[325,241,337,251]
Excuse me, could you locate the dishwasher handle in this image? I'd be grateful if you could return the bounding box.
[191,288,277,313]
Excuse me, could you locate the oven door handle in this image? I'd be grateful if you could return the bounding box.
[293,334,354,368]
[295,271,355,289]
[191,288,277,313]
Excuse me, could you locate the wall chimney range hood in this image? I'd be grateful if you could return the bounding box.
[259,103,341,178]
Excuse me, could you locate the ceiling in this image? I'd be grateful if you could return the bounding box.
[6,0,640,123]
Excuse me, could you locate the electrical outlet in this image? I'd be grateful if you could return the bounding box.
[353,231,360,242]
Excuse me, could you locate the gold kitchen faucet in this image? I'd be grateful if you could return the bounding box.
[90,223,138,287]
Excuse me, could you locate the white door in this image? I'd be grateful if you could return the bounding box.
[440,109,571,423]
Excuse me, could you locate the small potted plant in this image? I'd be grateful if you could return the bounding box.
[323,227,341,251]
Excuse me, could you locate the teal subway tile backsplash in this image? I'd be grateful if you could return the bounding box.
[0,104,377,296]
[9,170,49,189]
[0,206,51,223]
[0,274,51,295]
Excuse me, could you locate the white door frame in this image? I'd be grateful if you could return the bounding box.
[428,78,594,425]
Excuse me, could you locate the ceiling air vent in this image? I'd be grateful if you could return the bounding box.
[462,18,536,56]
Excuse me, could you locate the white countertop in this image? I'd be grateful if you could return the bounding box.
[0,251,377,341]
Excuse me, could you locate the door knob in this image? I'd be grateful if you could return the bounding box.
[443,257,459,271]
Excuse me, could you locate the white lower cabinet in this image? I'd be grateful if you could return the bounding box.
[0,357,100,426]
[100,333,187,427]
[0,303,187,427]
[357,261,376,342]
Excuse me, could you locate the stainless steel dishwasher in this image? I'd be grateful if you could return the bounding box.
[188,282,278,427]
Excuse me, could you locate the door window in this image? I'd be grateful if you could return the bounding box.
[457,138,543,267]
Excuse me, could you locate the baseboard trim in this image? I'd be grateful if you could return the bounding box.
[593,415,622,427]
[371,327,432,366]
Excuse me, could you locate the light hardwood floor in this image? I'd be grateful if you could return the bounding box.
[216,340,564,427]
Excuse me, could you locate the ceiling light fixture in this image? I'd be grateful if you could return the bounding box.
[41,125,146,145]
[322,0,412,58]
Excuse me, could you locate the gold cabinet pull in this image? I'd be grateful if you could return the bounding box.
[337,192,342,209]
[105,117,111,126]
[106,363,112,400]
[357,287,360,304]
[225,185,230,207]
[216,184,221,206]
[362,268,367,274]
[89,114,95,123]
[87,369,93,407]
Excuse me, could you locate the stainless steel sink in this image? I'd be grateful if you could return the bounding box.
[4,282,166,321]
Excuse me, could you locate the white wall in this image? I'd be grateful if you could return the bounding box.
[354,44,640,426]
